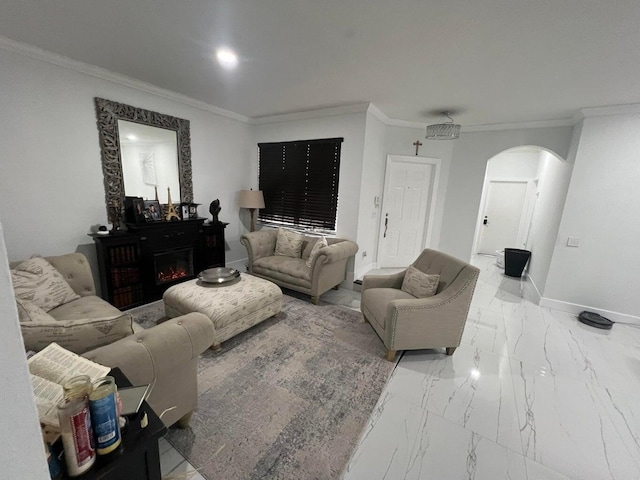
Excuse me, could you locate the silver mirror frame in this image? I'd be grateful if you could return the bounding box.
[94,97,193,223]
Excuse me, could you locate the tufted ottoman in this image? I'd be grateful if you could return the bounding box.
[163,273,282,350]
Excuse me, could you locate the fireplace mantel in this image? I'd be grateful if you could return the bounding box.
[91,219,227,309]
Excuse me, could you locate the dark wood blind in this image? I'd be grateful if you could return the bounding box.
[258,138,343,230]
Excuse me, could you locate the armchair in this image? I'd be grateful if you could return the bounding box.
[361,249,479,361]
[11,253,214,428]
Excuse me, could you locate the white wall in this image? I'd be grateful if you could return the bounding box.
[0,220,50,480]
[439,126,574,261]
[356,109,387,278]
[525,147,575,296]
[543,114,640,320]
[0,48,253,270]
[485,149,541,178]
[251,110,367,281]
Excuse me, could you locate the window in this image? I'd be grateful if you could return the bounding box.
[258,137,343,231]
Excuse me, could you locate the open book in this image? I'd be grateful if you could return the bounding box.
[28,342,110,430]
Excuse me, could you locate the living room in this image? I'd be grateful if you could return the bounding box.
[1,1,640,479]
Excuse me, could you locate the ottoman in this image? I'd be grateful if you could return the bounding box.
[163,273,282,349]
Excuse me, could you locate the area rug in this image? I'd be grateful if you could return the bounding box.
[130,295,396,480]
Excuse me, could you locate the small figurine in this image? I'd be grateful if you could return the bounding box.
[165,187,181,221]
[209,199,222,224]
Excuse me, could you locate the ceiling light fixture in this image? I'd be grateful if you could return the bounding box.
[425,111,461,140]
[216,47,238,69]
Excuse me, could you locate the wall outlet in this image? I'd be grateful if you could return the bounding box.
[362,250,367,258]
[567,237,580,247]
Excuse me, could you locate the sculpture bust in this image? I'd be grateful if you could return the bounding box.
[209,199,222,224]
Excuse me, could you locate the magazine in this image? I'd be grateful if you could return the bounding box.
[28,342,110,429]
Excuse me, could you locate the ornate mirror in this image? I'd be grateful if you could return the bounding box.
[94,98,193,225]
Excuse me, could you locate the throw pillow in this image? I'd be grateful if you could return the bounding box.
[401,266,440,298]
[15,297,57,323]
[274,227,305,258]
[306,236,328,268]
[11,256,80,312]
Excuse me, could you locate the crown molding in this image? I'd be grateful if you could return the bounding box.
[462,117,576,132]
[5,36,639,131]
[0,35,250,123]
[365,106,579,131]
[249,103,370,124]
[579,103,640,118]
[366,103,389,123]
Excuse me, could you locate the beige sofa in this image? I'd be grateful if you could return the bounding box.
[241,229,358,304]
[11,253,214,428]
[361,249,479,361]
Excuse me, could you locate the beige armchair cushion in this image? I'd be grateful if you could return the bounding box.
[401,266,439,298]
[11,256,80,311]
[17,293,134,354]
[274,227,304,257]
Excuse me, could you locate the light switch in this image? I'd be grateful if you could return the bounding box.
[567,237,580,247]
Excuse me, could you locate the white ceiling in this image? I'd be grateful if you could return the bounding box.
[2,0,640,126]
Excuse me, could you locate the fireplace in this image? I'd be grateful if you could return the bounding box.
[154,247,194,285]
[93,219,227,310]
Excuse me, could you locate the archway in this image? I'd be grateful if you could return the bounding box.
[471,146,568,284]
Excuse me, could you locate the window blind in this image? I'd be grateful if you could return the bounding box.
[258,137,343,230]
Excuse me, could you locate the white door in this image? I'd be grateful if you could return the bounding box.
[477,180,528,254]
[378,156,439,267]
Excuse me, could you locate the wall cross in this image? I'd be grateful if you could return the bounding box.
[413,140,423,156]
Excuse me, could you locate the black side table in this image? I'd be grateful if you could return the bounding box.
[59,368,167,480]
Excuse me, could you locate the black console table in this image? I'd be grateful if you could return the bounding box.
[59,368,166,480]
[91,220,227,309]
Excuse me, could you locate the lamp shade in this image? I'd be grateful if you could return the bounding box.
[238,190,265,209]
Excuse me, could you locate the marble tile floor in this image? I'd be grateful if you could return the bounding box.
[342,255,640,480]
[159,256,640,479]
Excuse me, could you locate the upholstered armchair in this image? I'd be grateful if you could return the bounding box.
[11,253,214,428]
[361,249,480,361]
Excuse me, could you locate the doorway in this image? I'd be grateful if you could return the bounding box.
[377,155,440,268]
[473,147,541,256]
[476,180,530,254]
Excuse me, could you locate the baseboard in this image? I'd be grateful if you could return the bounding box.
[524,273,542,304]
[539,297,640,325]
[354,262,378,283]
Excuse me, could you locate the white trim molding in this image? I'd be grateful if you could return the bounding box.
[579,103,640,119]
[0,35,249,123]
[539,296,640,326]
[6,35,640,132]
[249,103,370,125]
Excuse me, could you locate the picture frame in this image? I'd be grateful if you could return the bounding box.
[132,198,146,224]
[144,200,163,221]
[124,196,147,224]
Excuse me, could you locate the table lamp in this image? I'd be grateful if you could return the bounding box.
[239,189,265,232]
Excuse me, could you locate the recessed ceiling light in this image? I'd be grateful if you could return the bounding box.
[127,134,137,141]
[216,48,238,69]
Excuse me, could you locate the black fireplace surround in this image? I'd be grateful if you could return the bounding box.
[92,219,226,309]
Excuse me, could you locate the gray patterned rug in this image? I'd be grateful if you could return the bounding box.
[131,295,396,480]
